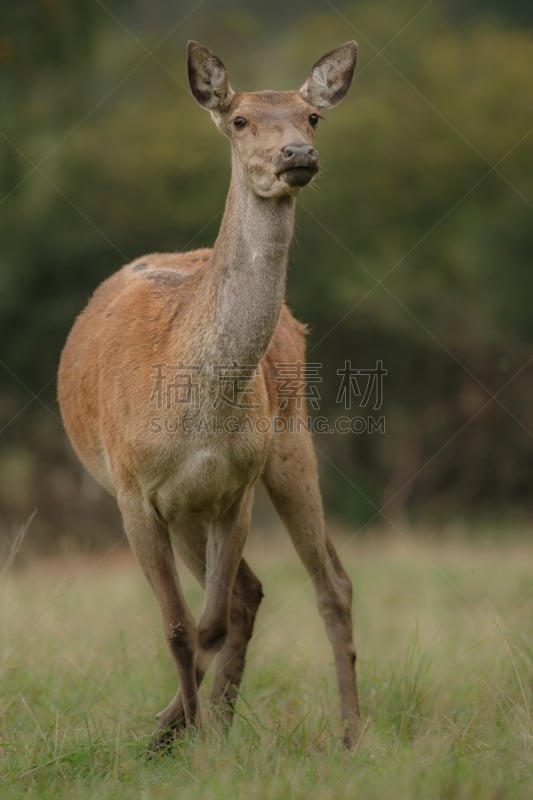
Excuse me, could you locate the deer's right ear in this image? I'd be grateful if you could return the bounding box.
[187,41,235,112]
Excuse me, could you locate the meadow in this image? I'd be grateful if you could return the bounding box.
[1,529,531,799]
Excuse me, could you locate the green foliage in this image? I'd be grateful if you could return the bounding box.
[2,1,533,541]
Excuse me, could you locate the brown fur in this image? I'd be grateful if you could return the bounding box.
[58,40,361,750]
[59,249,306,491]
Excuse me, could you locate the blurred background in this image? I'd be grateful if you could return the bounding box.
[2,0,533,555]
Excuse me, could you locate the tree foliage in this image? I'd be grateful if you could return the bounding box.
[2,1,533,547]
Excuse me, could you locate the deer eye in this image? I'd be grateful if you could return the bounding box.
[233,116,247,130]
[309,113,320,128]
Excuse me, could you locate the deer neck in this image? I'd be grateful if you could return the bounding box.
[193,157,296,369]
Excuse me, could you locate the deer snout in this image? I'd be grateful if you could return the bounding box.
[281,143,316,161]
[276,143,319,187]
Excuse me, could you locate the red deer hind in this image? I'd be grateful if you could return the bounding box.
[58,40,360,750]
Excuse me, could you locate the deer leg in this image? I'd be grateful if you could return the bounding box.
[161,552,263,732]
[262,429,361,748]
[117,493,198,750]
[162,494,257,732]
[209,558,263,726]
[196,491,253,680]
[155,521,207,736]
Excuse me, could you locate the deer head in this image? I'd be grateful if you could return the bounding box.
[187,41,358,199]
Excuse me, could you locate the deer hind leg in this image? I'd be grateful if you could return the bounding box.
[196,490,254,692]
[164,491,259,731]
[262,428,361,748]
[209,558,263,726]
[116,492,198,751]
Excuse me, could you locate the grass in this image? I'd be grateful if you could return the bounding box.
[1,530,532,799]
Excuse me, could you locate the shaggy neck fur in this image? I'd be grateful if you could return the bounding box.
[190,155,296,372]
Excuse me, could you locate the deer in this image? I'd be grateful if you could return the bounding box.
[58,40,360,750]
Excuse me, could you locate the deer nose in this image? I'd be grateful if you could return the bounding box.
[280,143,317,163]
[276,143,319,187]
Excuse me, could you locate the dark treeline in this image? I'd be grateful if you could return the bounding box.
[2,0,533,550]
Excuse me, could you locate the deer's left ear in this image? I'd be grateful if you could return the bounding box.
[299,41,358,109]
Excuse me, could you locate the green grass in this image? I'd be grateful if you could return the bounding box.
[1,532,532,799]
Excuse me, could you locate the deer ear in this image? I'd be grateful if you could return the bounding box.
[187,41,235,112]
[299,41,358,109]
